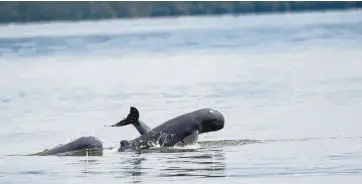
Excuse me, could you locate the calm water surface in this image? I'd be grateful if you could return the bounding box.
[1,10,362,184]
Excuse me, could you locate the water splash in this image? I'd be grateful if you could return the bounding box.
[199,139,262,148]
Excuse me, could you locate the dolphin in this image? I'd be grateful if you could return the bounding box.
[30,136,103,156]
[110,107,225,152]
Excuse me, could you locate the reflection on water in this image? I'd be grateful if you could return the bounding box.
[111,148,226,182]
[79,159,102,177]
[121,155,145,183]
[160,148,226,178]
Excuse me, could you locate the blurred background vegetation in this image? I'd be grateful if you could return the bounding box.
[1,1,361,24]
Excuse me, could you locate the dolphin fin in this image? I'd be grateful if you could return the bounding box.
[111,107,139,127]
[110,107,152,135]
[176,130,199,147]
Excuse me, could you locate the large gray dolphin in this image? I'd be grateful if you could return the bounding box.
[110,107,225,152]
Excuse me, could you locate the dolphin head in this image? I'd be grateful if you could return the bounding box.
[197,108,225,133]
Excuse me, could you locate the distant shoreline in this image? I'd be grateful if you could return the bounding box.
[1,1,362,25]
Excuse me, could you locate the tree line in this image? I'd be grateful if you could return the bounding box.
[1,1,361,24]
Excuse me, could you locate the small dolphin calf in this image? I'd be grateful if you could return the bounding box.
[111,107,225,152]
[31,136,103,156]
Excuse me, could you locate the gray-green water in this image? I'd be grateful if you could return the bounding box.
[1,10,362,183]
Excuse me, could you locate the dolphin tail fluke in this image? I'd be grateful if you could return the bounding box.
[111,107,140,127]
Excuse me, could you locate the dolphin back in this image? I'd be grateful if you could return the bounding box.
[35,136,103,156]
